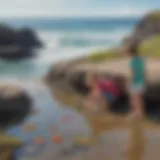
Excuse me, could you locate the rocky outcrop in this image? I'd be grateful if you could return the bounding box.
[0,24,42,60]
[46,57,160,95]
[123,10,160,47]
[46,59,160,120]
[0,84,32,128]
[46,59,126,96]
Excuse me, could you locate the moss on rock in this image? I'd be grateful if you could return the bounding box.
[87,34,160,62]
[146,10,160,19]
[139,35,160,57]
[87,49,121,62]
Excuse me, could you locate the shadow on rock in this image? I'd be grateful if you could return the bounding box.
[110,83,160,121]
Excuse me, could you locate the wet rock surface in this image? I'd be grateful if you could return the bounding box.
[0,84,32,128]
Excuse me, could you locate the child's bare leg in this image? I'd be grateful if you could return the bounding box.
[136,93,144,119]
[130,93,144,120]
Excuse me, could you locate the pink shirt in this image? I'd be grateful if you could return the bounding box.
[97,80,119,97]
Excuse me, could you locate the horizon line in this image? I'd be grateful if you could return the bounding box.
[0,15,142,19]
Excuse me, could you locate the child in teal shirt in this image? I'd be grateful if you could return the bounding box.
[128,43,146,120]
[130,56,145,93]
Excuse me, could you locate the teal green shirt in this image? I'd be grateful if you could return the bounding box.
[130,56,145,85]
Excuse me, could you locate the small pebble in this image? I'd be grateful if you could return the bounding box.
[52,135,63,144]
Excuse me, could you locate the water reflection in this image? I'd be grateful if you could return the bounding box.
[5,80,90,160]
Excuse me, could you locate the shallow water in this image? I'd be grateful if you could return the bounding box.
[3,80,160,160]
[5,80,90,159]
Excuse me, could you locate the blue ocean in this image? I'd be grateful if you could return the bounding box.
[0,17,139,78]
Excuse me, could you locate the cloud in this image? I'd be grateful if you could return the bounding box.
[0,0,150,17]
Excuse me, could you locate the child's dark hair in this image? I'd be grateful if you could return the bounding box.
[128,41,139,56]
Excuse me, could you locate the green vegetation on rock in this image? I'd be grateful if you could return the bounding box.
[87,49,121,62]
[87,34,160,62]
[147,10,160,19]
[139,35,160,57]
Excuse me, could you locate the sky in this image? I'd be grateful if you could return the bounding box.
[0,0,160,17]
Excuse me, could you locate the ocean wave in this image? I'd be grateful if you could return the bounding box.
[38,28,131,49]
[35,28,130,65]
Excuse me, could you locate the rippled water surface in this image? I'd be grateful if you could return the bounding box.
[5,80,90,159]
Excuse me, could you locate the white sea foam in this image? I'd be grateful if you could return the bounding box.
[36,28,131,63]
[38,28,131,48]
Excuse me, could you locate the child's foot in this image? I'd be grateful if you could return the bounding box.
[126,112,144,123]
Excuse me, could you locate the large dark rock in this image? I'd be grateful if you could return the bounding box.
[16,28,42,48]
[0,47,33,60]
[0,25,16,45]
[0,84,32,128]
[0,24,42,60]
